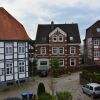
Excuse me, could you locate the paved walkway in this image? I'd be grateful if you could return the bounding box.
[0,72,92,100]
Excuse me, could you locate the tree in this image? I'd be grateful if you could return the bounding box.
[37,82,45,96]
[48,76,56,97]
[33,59,37,66]
[51,58,59,69]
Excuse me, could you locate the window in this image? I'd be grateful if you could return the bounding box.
[97,28,100,32]
[52,47,58,54]
[58,35,63,42]
[95,86,100,91]
[59,47,64,54]
[41,47,46,55]
[70,58,76,66]
[40,61,47,65]
[18,61,25,73]
[52,35,57,42]
[70,36,73,41]
[90,86,93,90]
[6,62,13,75]
[42,37,46,42]
[18,43,25,54]
[5,43,13,54]
[94,51,100,57]
[0,68,4,75]
[94,39,99,45]
[59,59,64,67]
[70,47,76,54]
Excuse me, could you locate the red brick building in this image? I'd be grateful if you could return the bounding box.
[35,22,81,70]
[84,20,100,64]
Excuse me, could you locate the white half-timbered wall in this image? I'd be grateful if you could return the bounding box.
[0,41,29,82]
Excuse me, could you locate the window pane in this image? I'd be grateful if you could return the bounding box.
[59,47,64,54]
[95,86,100,91]
[40,61,47,65]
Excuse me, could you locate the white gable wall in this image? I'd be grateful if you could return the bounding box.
[49,27,67,37]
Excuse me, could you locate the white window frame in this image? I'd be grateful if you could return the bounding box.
[70,36,73,41]
[94,51,100,57]
[59,59,64,67]
[18,43,25,54]
[70,58,76,66]
[52,47,58,54]
[52,35,57,42]
[59,47,64,54]
[6,62,13,75]
[18,61,25,73]
[58,35,64,42]
[70,47,76,54]
[94,39,99,45]
[5,43,13,54]
[41,47,46,55]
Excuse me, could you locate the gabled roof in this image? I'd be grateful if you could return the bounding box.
[35,23,81,44]
[85,20,100,39]
[0,7,31,40]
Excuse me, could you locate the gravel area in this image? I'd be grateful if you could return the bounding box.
[0,72,96,100]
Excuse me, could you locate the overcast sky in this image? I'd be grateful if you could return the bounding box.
[0,0,100,43]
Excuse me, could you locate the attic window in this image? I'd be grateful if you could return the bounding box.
[97,28,100,32]
[70,36,73,41]
[42,37,46,42]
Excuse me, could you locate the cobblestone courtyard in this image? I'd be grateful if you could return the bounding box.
[0,72,95,100]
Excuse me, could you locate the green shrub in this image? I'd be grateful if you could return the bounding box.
[58,91,72,100]
[37,82,45,96]
[39,93,52,100]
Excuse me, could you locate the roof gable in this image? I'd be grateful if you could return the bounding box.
[49,27,67,37]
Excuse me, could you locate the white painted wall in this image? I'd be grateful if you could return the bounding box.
[19,74,25,78]
[6,76,13,81]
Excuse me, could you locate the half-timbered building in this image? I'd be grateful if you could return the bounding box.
[0,7,31,87]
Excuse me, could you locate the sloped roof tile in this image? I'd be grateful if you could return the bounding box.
[0,7,31,40]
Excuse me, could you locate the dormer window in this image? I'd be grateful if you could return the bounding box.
[97,28,100,32]
[70,36,73,41]
[58,35,63,42]
[52,35,57,42]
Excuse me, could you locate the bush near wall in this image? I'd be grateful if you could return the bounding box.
[39,93,52,100]
[49,67,80,78]
[80,70,100,85]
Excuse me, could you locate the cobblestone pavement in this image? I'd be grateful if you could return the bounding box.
[0,72,98,100]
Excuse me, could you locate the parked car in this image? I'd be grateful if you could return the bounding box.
[82,83,100,98]
[39,70,48,77]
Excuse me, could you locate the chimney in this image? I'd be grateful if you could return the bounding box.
[51,21,54,29]
[51,21,54,25]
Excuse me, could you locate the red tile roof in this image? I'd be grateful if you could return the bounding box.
[0,7,31,40]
